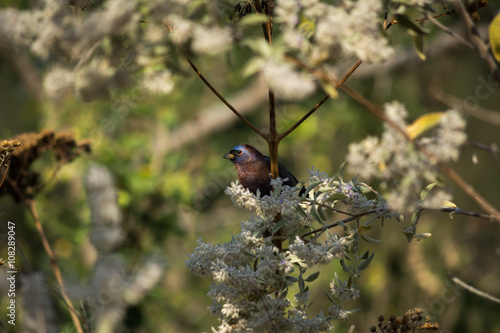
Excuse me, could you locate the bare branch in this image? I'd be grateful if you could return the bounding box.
[166,23,267,139]
[430,86,500,126]
[419,205,496,221]
[280,59,363,140]
[453,0,500,83]
[449,272,500,304]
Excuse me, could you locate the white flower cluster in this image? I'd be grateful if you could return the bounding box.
[289,236,344,266]
[420,110,467,162]
[188,168,395,331]
[304,167,389,216]
[276,0,394,64]
[261,60,316,101]
[347,102,466,212]
[330,282,360,302]
[187,236,335,332]
[224,177,301,219]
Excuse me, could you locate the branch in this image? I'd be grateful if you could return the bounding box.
[0,164,9,189]
[300,209,387,240]
[419,205,497,221]
[284,50,500,222]
[166,23,267,139]
[26,199,84,333]
[453,0,500,83]
[280,59,363,140]
[430,86,500,125]
[449,272,500,304]
[425,12,474,49]
[466,141,500,173]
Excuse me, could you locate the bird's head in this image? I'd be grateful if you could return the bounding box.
[223,144,263,165]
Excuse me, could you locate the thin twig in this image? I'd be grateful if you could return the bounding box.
[0,164,9,189]
[419,205,496,221]
[430,86,500,126]
[165,23,267,139]
[280,59,363,140]
[466,141,500,172]
[277,52,500,221]
[449,272,500,304]
[425,13,474,49]
[339,83,500,222]
[26,199,84,333]
[300,209,386,239]
[467,141,500,154]
[453,0,500,83]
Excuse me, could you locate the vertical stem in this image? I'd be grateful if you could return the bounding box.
[268,90,279,179]
[26,199,84,333]
[268,90,282,250]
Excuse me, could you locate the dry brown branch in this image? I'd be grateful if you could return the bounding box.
[449,272,500,304]
[453,0,500,83]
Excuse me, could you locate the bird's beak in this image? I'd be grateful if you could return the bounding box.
[223,153,234,160]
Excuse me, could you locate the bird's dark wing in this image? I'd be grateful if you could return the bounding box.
[263,156,299,187]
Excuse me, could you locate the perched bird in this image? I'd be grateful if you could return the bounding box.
[223,144,303,196]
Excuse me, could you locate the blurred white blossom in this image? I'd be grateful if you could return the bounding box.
[43,67,75,100]
[192,25,232,55]
[141,69,175,94]
[261,60,316,100]
[347,102,466,212]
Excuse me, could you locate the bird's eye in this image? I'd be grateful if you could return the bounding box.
[236,150,242,155]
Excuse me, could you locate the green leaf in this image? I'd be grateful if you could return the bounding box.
[289,228,299,244]
[252,225,267,237]
[337,161,347,182]
[402,231,414,243]
[357,185,372,194]
[357,252,375,271]
[394,14,430,36]
[420,183,437,201]
[272,218,289,235]
[305,271,320,282]
[346,275,353,288]
[286,275,299,283]
[344,308,360,315]
[360,234,383,244]
[326,291,337,304]
[310,205,324,223]
[413,34,426,60]
[280,287,289,299]
[318,206,327,221]
[358,250,370,260]
[305,180,324,196]
[299,277,305,291]
[340,259,351,272]
[295,204,309,219]
[298,15,316,38]
[240,13,269,26]
[325,193,348,202]
[358,225,372,234]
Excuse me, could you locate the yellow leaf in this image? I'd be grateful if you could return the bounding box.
[406,112,445,139]
[319,79,338,99]
[441,200,457,208]
[489,13,500,62]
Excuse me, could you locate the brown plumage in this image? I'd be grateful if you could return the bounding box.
[223,144,302,196]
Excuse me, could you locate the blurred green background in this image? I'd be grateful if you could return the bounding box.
[1,2,500,332]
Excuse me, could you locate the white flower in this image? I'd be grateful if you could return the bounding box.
[261,60,316,101]
[192,25,232,55]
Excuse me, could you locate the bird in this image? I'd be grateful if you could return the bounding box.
[223,144,303,197]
